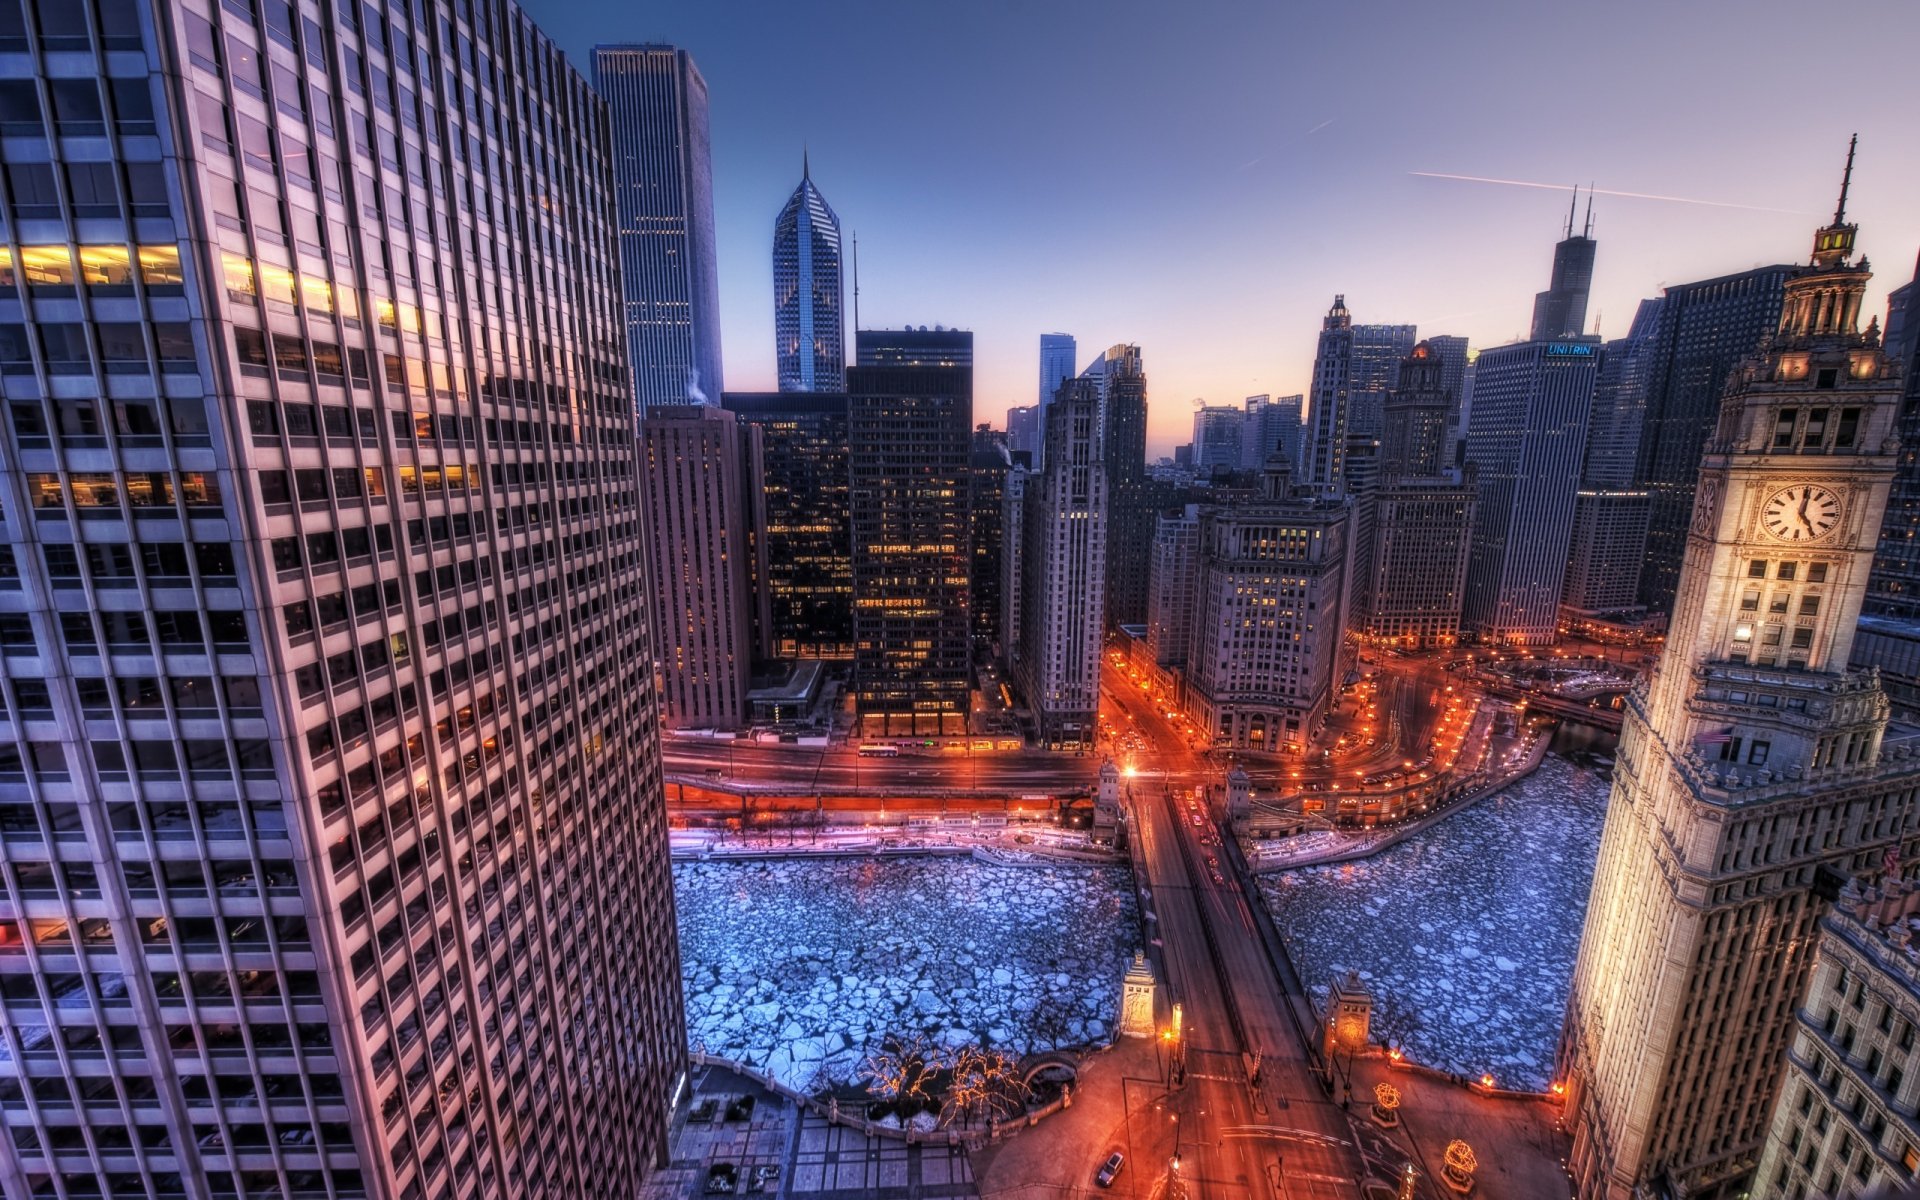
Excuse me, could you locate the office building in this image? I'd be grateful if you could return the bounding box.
[1360,343,1474,648]
[593,45,724,408]
[1584,301,1661,489]
[1001,464,1031,667]
[1461,337,1599,644]
[1183,465,1350,751]
[1014,379,1107,748]
[1300,296,1415,491]
[1422,334,1471,446]
[970,426,1012,654]
[1531,191,1598,341]
[855,325,974,368]
[641,406,757,728]
[1092,344,1154,628]
[1751,874,1920,1200]
[1633,265,1796,611]
[1867,252,1920,617]
[0,2,685,1195]
[724,392,854,660]
[1560,172,1916,1200]
[1192,404,1245,477]
[848,330,973,737]
[1038,332,1077,450]
[1147,505,1202,671]
[1242,393,1303,473]
[773,156,846,392]
[1006,403,1042,465]
[1561,489,1652,615]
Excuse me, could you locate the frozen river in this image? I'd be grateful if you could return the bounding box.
[1258,755,1611,1092]
[674,856,1139,1090]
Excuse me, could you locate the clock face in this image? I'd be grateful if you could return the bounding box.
[1761,485,1841,542]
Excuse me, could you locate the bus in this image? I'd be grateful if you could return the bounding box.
[857,744,900,758]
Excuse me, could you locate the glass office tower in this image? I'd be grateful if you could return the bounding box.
[0,0,685,1196]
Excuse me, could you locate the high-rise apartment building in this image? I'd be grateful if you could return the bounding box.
[1560,174,1916,1200]
[722,392,854,660]
[1750,875,1920,1200]
[1866,252,1920,618]
[1360,344,1475,648]
[1531,192,1598,341]
[1633,265,1796,612]
[1092,344,1153,628]
[1014,380,1106,749]
[1461,337,1599,644]
[593,45,723,408]
[641,406,757,727]
[1183,466,1350,751]
[848,330,973,737]
[773,157,846,392]
[0,1,685,1195]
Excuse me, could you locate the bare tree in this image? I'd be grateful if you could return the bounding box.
[941,1045,1029,1126]
[1369,991,1424,1056]
[858,1033,943,1116]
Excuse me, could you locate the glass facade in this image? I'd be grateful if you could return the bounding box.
[771,163,843,393]
[0,0,684,1196]
[592,45,723,410]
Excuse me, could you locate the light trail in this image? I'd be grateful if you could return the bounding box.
[1409,170,1807,215]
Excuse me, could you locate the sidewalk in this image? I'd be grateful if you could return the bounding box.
[1347,1058,1573,1200]
[970,1036,1171,1199]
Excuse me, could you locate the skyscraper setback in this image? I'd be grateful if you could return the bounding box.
[594,44,725,408]
[0,1,685,1195]
[773,157,847,392]
[1531,191,1598,341]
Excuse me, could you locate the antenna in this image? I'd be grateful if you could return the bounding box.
[1835,133,1857,225]
[1566,185,1578,239]
[851,230,860,333]
[1584,184,1594,238]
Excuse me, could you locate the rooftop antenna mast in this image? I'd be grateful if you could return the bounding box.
[1566,184,1578,238]
[1835,132,1857,224]
[1584,183,1595,238]
[851,230,859,333]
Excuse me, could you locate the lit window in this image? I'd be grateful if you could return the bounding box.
[138,245,183,287]
[19,246,73,288]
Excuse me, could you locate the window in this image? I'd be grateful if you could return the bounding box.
[1778,562,1798,581]
[1749,560,1769,579]
[7,162,58,219]
[1837,408,1861,448]
[1809,563,1829,583]
[1774,410,1798,449]
[47,79,103,137]
[0,80,42,136]
[65,162,120,218]
[1801,596,1821,615]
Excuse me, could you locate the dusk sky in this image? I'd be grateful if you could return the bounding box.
[523,0,1920,457]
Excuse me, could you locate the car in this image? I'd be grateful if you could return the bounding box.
[1096,1151,1125,1186]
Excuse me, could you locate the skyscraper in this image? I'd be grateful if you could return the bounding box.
[1006,404,1043,465]
[970,426,1012,654]
[723,392,855,660]
[773,157,846,392]
[848,330,973,737]
[1092,344,1153,628]
[641,406,757,728]
[1360,344,1476,648]
[1866,251,1920,617]
[1015,379,1107,749]
[1299,297,1415,491]
[1038,332,1078,447]
[1460,338,1600,644]
[1561,305,1661,619]
[1560,165,1915,1200]
[594,45,724,408]
[1183,465,1350,750]
[1531,190,1598,340]
[1192,404,1246,477]
[0,1,684,1194]
[1146,506,1203,672]
[1241,393,1304,473]
[1633,265,1796,612]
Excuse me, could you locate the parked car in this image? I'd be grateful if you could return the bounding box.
[1096,1152,1125,1187]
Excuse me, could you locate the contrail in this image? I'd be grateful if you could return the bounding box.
[1306,118,1334,136]
[1409,171,1807,216]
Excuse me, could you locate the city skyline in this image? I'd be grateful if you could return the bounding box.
[524,0,1919,455]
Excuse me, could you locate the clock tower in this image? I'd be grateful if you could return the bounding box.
[1560,140,1920,1200]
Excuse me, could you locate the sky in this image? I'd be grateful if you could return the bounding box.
[522,0,1920,459]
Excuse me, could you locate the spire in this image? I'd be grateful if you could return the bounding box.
[1834,133,1856,226]
[802,145,810,182]
[1583,187,1594,238]
[1566,185,1578,239]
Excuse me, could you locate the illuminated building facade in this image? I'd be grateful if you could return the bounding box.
[848,330,973,737]
[1751,878,1920,1200]
[0,0,685,1195]
[641,406,757,727]
[1183,466,1349,751]
[1147,505,1201,671]
[722,392,854,660]
[593,44,723,408]
[1014,378,1106,749]
[1091,344,1152,628]
[1866,252,1920,618]
[1559,166,1917,1200]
